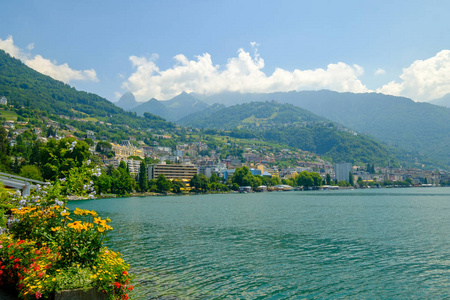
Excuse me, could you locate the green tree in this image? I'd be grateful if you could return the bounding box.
[326,173,331,185]
[171,179,185,194]
[19,165,43,181]
[156,174,172,193]
[138,161,148,192]
[39,138,90,181]
[0,127,11,172]
[190,173,209,193]
[349,172,354,186]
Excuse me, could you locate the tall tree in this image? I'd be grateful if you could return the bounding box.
[0,127,11,172]
[349,171,354,186]
[138,161,148,192]
[326,173,331,185]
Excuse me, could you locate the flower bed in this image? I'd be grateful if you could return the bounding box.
[0,161,133,299]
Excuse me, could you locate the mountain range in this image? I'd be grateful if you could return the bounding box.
[123,88,450,168]
[1,47,449,170]
[117,91,208,122]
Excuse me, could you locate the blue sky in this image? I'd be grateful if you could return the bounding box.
[1,0,450,102]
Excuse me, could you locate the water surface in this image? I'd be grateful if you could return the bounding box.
[69,188,450,299]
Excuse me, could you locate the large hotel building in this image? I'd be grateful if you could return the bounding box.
[147,164,198,180]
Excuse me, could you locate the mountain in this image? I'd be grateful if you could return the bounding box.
[0,49,173,131]
[131,98,168,118]
[430,94,450,108]
[179,101,324,129]
[198,90,450,168]
[131,91,208,121]
[116,91,138,110]
[180,101,398,166]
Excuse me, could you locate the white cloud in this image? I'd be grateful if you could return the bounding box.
[121,44,370,101]
[377,50,450,101]
[0,35,22,58]
[0,35,98,83]
[375,68,386,75]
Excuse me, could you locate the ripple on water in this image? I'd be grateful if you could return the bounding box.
[68,188,450,299]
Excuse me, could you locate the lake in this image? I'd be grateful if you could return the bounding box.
[69,188,450,299]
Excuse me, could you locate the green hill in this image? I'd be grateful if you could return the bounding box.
[195,90,450,169]
[179,101,398,166]
[0,49,173,131]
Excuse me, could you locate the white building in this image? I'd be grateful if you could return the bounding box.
[334,163,352,182]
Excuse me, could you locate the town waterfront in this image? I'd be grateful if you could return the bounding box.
[69,188,450,299]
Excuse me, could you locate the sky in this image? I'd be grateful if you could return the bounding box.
[1,0,450,103]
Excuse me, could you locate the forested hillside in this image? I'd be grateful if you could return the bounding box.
[0,50,172,130]
[194,90,450,168]
[180,101,398,166]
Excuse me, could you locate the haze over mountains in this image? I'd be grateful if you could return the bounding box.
[430,94,450,108]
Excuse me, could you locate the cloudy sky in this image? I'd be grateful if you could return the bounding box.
[1,1,450,103]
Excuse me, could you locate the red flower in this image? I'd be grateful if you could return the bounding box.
[128,285,133,291]
[121,294,129,300]
[113,281,121,289]
[9,255,13,260]
[18,240,25,245]
[122,270,128,276]
[14,258,20,263]
[35,291,42,299]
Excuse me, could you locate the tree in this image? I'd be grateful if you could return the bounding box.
[190,173,208,193]
[19,165,43,181]
[326,173,331,185]
[156,174,172,193]
[39,138,90,181]
[138,161,148,192]
[171,179,185,194]
[0,127,11,172]
[349,171,354,186]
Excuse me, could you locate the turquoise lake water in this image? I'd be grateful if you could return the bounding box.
[69,188,450,299]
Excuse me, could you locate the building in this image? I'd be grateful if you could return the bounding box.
[334,163,352,182]
[0,96,7,105]
[147,164,198,180]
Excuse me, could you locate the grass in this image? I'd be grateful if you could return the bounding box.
[0,109,18,121]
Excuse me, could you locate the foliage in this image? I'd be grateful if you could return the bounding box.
[190,174,209,193]
[137,161,148,192]
[0,164,132,299]
[231,166,262,189]
[0,50,173,132]
[0,126,11,172]
[180,101,398,166]
[39,138,91,181]
[19,165,43,181]
[156,174,172,193]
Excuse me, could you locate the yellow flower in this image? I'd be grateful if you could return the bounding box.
[51,226,61,232]
[74,208,90,216]
[61,211,70,217]
[67,221,85,232]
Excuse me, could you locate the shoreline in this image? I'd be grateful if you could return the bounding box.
[66,185,450,201]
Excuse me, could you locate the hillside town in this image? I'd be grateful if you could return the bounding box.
[2,99,449,190]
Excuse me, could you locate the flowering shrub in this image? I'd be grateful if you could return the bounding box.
[0,158,133,299]
[92,248,133,300]
[0,235,58,299]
